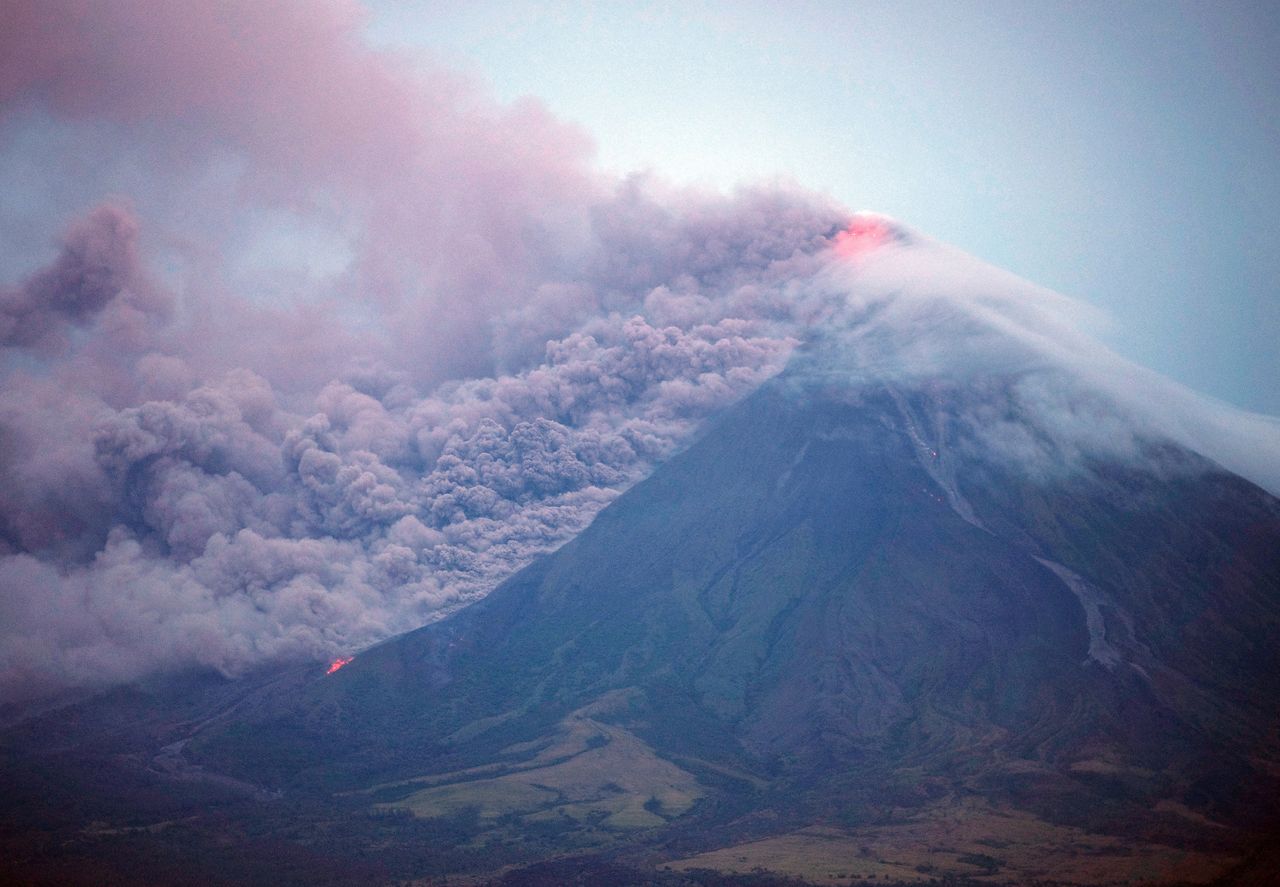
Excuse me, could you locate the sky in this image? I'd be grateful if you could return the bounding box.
[1,0,1277,699]
[365,0,1280,415]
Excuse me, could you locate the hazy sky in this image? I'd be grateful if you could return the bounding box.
[365,0,1280,415]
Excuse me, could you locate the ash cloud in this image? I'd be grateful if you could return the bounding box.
[0,0,850,698]
[0,189,831,697]
[2,3,1275,701]
[0,204,166,352]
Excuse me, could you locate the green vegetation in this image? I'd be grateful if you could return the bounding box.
[379,708,703,837]
[663,799,1241,885]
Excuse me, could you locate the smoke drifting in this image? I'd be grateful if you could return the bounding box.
[0,192,834,698]
[811,224,1280,494]
[2,3,1275,700]
[0,1,848,697]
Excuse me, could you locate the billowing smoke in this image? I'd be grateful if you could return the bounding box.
[0,1,849,698]
[0,188,846,698]
[2,2,1275,701]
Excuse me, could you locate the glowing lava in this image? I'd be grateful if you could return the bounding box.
[833,215,892,259]
[326,656,353,675]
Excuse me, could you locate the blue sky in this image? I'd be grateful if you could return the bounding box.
[366,0,1280,414]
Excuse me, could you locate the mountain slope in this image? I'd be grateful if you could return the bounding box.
[4,240,1280,883]
[114,357,1275,882]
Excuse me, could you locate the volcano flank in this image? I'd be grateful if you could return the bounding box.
[3,229,1279,886]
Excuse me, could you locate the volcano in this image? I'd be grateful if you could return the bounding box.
[3,225,1279,886]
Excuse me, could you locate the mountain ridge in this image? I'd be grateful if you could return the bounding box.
[4,246,1280,884]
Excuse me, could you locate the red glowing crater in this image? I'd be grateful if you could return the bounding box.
[326,656,353,675]
[833,216,892,259]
